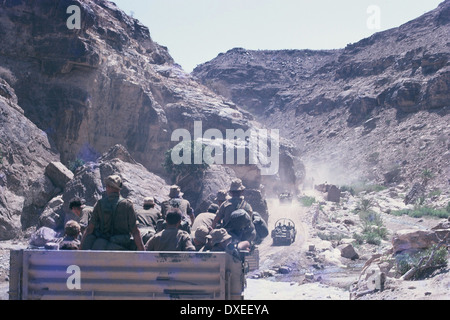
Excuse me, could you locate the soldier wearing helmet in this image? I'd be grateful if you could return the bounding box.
[211,179,253,229]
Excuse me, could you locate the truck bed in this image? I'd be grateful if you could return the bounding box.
[9,249,245,300]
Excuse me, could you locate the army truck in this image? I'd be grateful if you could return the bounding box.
[278,192,293,204]
[9,249,246,300]
[271,218,296,246]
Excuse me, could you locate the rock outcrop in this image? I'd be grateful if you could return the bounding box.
[0,0,306,238]
[0,78,60,239]
[39,144,171,230]
[350,219,450,299]
[0,0,302,198]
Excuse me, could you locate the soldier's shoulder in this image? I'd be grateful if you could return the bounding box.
[118,198,134,208]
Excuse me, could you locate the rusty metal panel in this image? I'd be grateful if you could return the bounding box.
[246,247,260,272]
[14,250,244,300]
[8,249,23,300]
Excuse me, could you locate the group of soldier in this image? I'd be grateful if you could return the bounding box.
[53,175,265,256]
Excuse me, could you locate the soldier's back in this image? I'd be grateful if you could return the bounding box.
[145,227,194,251]
[218,197,253,226]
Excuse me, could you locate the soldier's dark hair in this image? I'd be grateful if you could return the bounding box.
[69,197,82,210]
[166,209,182,225]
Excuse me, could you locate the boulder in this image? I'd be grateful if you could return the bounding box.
[327,185,341,203]
[392,229,441,253]
[337,243,359,260]
[60,145,171,217]
[39,196,64,230]
[38,145,173,231]
[176,164,237,214]
[278,266,292,274]
[45,162,74,189]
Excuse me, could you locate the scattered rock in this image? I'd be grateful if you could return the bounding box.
[278,266,292,274]
[337,243,359,260]
[392,229,441,254]
[44,162,74,190]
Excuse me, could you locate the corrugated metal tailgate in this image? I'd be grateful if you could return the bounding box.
[16,250,240,300]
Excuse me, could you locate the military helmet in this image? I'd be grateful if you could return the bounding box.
[225,209,251,231]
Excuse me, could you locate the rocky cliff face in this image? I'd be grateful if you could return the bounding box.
[0,0,299,239]
[193,1,450,191]
[0,0,300,184]
[0,79,60,239]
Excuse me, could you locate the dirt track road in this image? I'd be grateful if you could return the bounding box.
[244,197,353,300]
[256,198,310,272]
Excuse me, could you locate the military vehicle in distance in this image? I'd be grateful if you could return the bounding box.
[271,218,296,245]
[278,192,293,203]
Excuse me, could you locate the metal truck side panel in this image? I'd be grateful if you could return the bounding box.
[10,250,244,300]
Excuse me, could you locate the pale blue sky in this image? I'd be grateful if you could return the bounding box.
[112,0,444,72]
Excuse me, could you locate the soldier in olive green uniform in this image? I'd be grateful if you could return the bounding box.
[136,197,162,244]
[215,189,230,207]
[59,220,81,250]
[212,179,253,229]
[67,197,93,234]
[81,175,145,251]
[145,209,195,251]
[160,185,195,231]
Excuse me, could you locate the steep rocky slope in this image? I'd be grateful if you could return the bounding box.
[193,0,450,193]
[0,79,59,239]
[0,0,302,185]
[0,0,305,239]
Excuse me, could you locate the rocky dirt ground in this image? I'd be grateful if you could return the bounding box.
[244,188,449,300]
[0,186,448,300]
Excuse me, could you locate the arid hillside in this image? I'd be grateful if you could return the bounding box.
[193,0,450,193]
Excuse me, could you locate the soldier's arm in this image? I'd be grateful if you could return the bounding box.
[80,222,94,249]
[145,235,156,251]
[184,234,196,251]
[212,203,225,229]
[80,203,100,248]
[188,212,195,225]
[186,202,195,225]
[132,225,145,251]
[211,213,221,229]
[127,202,145,251]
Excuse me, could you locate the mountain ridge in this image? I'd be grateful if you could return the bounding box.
[192,0,450,191]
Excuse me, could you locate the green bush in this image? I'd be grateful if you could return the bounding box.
[396,246,448,280]
[163,140,210,181]
[359,198,373,212]
[317,232,346,242]
[340,182,386,195]
[68,158,85,173]
[340,185,355,196]
[428,189,442,198]
[299,196,316,207]
[390,207,450,219]
[357,210,388,245]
